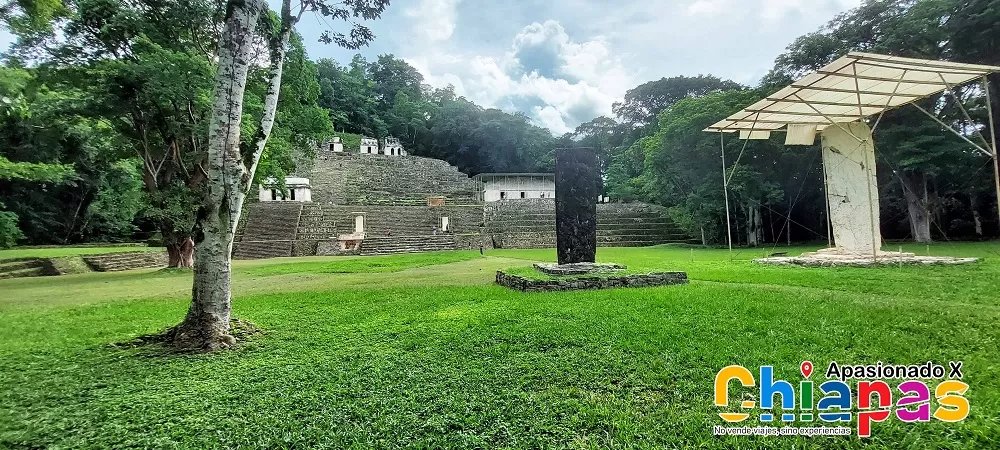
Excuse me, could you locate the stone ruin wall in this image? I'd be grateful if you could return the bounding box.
[483,199,691,249]
[234,150,691,258]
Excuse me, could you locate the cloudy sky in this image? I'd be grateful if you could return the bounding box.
[298,0,863,134]
[0,0,863,134]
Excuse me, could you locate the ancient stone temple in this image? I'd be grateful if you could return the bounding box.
[232,137,695,259]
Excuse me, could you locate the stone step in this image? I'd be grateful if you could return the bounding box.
[0,266,47,279]
[232,240,294,260]
[0,258,43,272]
[82,252,167,272]
[359,235,458,256]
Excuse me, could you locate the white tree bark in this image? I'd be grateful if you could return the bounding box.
[173,0,267,350]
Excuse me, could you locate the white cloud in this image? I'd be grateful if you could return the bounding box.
[760,0,809,22]
[320,0,867,134]
[684,0,856,22]
[421,20,633,134]
[686,0,727,16]
[406,0,461,42]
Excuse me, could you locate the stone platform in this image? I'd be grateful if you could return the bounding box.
[533,262,626,276]
[755,248,978,267]
[496,269,688,292]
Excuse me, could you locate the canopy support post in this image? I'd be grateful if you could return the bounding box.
[720,132,733,254]
[910,103,993,157]
[984,76,1000,228]
[939,73,994,151]
[852,62,879,261]
[821,147,833,248]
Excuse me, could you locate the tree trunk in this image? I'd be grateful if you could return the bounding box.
[900,171,932,243]
[172,0,295,351]
[172,0,264,351]
[970,191,984,237]
[746,202,762,247]
[164,227,195,269]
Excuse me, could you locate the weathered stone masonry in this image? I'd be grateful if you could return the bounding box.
[233,151,692,258]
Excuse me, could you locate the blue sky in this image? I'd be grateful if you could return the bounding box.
[2,0,862,134]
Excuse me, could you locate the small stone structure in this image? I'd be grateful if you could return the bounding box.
[474,173,556,201]
[360,137,379,154]
[496,270,689,292]
[259,177,312,202]
[330,136,343,153]
[755,248,978,267]
[381,137,406,156]
[555,148,600,265]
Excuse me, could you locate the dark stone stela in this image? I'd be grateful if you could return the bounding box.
[555,148,600,265]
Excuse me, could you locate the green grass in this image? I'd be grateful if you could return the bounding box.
[245,250,483,276]
[2,242,999,448]
[0,245,162,260]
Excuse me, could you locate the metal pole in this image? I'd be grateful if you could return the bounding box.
[911,103,993,157]
[853,63,879,261]
[721,132,733,253]
[984,76,1000,227]
[821,146,833,248]
[939,73,993,151]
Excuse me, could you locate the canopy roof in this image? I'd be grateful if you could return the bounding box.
[705,52,1000,134]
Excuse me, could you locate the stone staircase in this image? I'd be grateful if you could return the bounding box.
[0,258,49,279]
[233,202,303,259]
[82,251,167,272]
[484,200,692,249]
[290,203,483,257]
[359,235,459,256]
[309,153,480,206]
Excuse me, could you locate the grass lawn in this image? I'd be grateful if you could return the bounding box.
[0,245,162,260]
[2,242,999,448]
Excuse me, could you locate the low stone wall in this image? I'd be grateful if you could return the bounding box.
[496,270,689,292]
[81,251,167,272]
[316,240,361,256]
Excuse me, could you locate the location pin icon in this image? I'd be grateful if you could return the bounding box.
[801,360,814,378]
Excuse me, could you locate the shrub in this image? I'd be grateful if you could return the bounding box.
[0,210,25,249]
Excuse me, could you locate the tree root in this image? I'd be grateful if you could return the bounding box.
[112,318,262,353]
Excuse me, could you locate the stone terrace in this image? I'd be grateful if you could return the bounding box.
[234,152,693,259]
[484,199,692,249]
[291,204,483,256]
[309,152,480,206]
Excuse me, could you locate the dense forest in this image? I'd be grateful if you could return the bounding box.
[577,0,1000,246]
[1,0,998,250]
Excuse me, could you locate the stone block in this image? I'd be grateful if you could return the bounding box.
[555,148,600,264]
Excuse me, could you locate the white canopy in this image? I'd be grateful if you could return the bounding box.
[705,52,1000,134]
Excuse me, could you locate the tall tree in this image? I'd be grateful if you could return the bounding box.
[612,75,741,130]
[171,0,388,350]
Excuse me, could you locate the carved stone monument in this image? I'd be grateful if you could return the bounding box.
[555,147,600,265]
